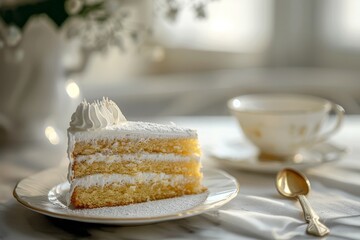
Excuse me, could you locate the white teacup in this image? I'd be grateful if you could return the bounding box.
[228,94,345,161]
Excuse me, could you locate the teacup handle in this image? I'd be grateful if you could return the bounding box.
[309,103,344,144]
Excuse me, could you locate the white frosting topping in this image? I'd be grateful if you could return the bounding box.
[66,98,200,186]
[69,97,126,131]
[68,121,197,141]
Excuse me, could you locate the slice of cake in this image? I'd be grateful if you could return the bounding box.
[67,98,206,209]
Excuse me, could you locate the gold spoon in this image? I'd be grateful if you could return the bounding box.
[275,168,330,237]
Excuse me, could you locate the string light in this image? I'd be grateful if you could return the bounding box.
[66,80,80,98]
[45,126,60,145]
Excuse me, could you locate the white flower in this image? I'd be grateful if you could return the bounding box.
[65,0,84,15]
[6,25,22,47]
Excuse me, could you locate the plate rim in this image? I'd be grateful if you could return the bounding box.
[13,167,239,224]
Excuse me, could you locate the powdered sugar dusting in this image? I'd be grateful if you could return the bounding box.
[66,193,208,218]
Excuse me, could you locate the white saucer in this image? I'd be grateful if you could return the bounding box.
[207,140,346,173]
[13,167,239,225]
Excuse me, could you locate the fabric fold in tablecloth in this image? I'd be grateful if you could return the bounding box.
[203,165,360,240]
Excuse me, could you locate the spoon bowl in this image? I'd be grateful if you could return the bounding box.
[276,168,310,197]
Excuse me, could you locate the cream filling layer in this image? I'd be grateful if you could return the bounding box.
[75,153,200,163]
[68,173,196,206]
[66,122,199,182]
[68,153,200,181]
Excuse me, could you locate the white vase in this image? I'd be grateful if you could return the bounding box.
[0,18,80,144]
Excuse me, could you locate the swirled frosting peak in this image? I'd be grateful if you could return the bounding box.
[69,97,126,131]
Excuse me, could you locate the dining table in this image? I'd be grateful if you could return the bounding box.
[1,115,360,240]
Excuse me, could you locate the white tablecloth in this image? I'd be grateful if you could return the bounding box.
[1,116,360,240]
[180,116,360,239]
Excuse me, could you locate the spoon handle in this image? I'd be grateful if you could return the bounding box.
[298,195,330,237]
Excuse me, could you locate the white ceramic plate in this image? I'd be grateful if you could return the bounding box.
[13,167,239,225]
[208,140,346,173]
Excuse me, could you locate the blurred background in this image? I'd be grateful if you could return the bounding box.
[1,0,360,145]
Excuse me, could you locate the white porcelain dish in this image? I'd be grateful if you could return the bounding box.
[208,140,346,173]
[13,167,239,225]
